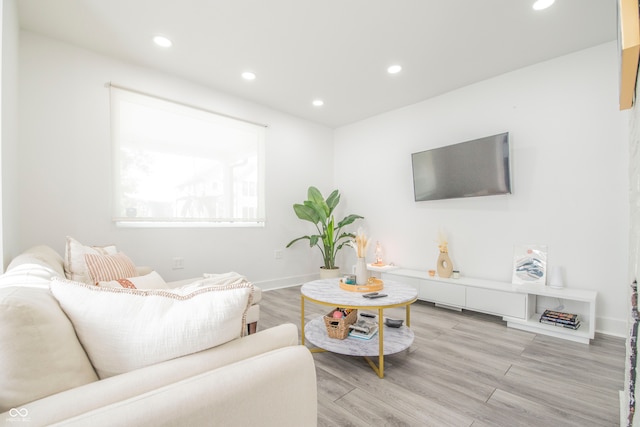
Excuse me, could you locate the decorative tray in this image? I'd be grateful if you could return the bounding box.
[339,277,384,292]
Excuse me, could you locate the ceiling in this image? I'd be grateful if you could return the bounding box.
[17,0,616,128]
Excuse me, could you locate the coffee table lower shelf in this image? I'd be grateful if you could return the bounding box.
[304,316,414,377]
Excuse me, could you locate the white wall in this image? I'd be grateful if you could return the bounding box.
[1,0,19,270]
[334,42,629,336]
[16,31,335,286]
[0,0,20,270]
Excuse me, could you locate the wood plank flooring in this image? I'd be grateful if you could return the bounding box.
[257,285,626,427]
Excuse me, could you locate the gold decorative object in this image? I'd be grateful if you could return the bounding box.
[617,0,640,110]
[436,230,453,278]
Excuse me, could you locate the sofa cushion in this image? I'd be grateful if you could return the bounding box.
[85,252,138,284]
[0,286,99,412]
[98,271,168,290]
[49,277,254,379]
[64,236,119,284]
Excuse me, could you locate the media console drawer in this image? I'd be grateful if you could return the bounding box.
[384,273,466,307]
[466,287,526,319]
[423,280,465,307]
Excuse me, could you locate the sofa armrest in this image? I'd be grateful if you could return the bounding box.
[51,346,317,427]
[135,266,153,276]
[165,277,201,288]
[0,246,65,287]
[2,324,301,426]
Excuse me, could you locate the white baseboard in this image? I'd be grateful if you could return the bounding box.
[254,273,319,291]
[596,316,628,338]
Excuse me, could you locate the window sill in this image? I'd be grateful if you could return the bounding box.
[114,220,265,229]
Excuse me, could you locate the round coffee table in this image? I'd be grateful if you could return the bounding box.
[301,278,417,378]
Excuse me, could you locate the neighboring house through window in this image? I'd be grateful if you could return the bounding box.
[109,85,266,227]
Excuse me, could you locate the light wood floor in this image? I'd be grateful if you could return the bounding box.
[258,285,626,427]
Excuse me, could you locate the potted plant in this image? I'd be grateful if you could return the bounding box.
[286,186,363,278]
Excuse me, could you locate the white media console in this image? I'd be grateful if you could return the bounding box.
[375,267,597,344]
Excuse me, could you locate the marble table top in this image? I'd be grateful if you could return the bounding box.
[301,278,418,308]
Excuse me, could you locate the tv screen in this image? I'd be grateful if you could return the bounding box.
[411,132,511,202]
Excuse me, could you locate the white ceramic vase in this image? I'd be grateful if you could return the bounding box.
[355,257,368,285]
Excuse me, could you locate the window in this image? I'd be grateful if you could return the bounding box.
[110,86,266,227]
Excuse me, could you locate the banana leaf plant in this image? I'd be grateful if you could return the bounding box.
[286,186,363,270]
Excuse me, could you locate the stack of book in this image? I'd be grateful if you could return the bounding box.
[349,319,378,340]
[539,309,581,330]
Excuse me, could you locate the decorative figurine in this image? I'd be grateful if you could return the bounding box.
[436,230,453,278]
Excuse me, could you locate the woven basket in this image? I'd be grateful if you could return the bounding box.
[324,308,357,339]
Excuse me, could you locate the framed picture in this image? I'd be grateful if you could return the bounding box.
[512,245,547,285]
[617,0,640,110]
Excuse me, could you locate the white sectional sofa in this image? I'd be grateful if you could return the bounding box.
[0,245,317,426]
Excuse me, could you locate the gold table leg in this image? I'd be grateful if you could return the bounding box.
[363,307,386,378]
[378,307,384,378]
[300,294,305,346]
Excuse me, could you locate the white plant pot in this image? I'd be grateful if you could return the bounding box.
[319,267,341,279]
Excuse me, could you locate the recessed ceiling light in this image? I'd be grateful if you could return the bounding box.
[532,0,555,10]
[153,36,172,47]
[242,72,256,80]
[387,65,402,74]
[312,99,324,107]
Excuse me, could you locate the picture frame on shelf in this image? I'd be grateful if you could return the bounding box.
[512,244,547,286]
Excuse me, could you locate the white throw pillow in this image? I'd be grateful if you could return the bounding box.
[49,277,254,379]
[64,236,119,284]
[98,271,168,290]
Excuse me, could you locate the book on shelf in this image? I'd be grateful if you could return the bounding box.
[539,318,581,330]
[349,319,378,340]
[539,309,580,330]
[540,316,578,326]
[541,309,578,323]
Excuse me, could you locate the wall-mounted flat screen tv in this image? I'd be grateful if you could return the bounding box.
[411,132,511,202]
